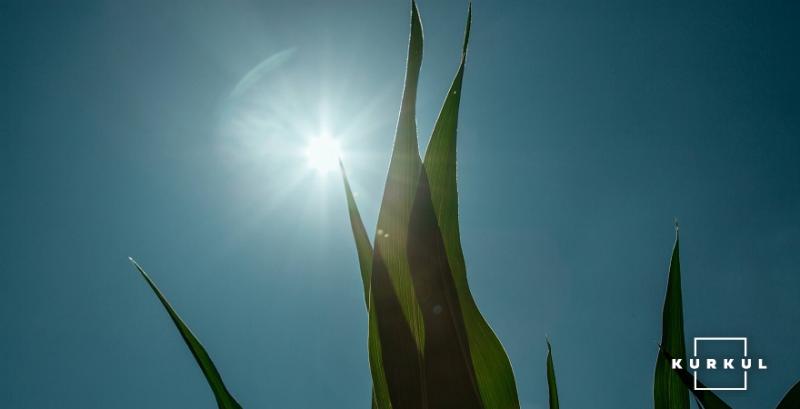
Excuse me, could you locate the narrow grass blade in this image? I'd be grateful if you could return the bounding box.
[546,340,559,409]
[368,2,427,408]
[776,380,800,409]
[128,258,243,409]
[420,4,520,409]
[659,347,732,409]
[367,291,395,409]
[339,161,393,409]
[340,161,373,308]
[654,227,690,409]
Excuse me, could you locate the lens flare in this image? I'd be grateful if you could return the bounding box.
[305,135,342,174]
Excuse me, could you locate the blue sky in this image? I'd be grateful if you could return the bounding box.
[1,0,798,408]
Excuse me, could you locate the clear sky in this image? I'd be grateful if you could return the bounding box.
[1,0,798,408]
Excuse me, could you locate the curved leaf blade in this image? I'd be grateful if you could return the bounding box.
[654,228,689,409]
[776,380,800,409]
[340,161,374,308]
[339,161,392,409]
[368,2,426,408]
[128,258,243,409]
[421,5,520,409]
[659,347,732,409]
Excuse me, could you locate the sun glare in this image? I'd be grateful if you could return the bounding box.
[305,135,342,174]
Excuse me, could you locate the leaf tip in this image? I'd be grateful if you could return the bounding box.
[672,218,680,246]
[128,256,139,268]
[410,0,423,37]
[462,2,472,56]
[410,0,420,21]
[127,257,149,280]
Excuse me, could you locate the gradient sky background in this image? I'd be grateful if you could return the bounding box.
[2,0,798,408]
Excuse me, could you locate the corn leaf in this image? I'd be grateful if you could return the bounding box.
[776,380,800,409]
[347,3,518,408]
[653,230,731,409]
[367,2,426,408]
[659,348,732,409]
[128,258,243,409]
[340,161,374,308]
[654,228,690,409]
[546,340,559,409]
[420,4,520,409]
[405,164,483,408]
[339,162,391,409]
[367,294,394,409]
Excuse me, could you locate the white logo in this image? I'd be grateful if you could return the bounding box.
[670,337,767,391]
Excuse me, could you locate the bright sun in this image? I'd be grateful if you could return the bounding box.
[305,135,342,174]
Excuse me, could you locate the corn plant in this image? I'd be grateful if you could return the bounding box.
[128,258,242,409]
[337,3,520,409]
[653,227,799,408]
[545,225,800,408]
[129,3,519,408]
[127,3,798,409]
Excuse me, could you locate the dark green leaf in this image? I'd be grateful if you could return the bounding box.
[339,161,392,409]
[345,3,516,408]
[659,347,732,409]
[367,2,426,408]
[339,161,373,309]
[421,4,520,409]
[546,340,559,409]
[128,258,243,409]
[405,165,483,408]
[368,294,394,409]
[654,227,690,409]
[776,380,800,409]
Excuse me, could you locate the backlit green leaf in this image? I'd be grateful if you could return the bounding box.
[128,258,243,409]
[343,3,519,408]
[340,161,374,308]
[421,4,520,409]
[405,164,483,408]
[339,161,392,409]
[366,2,426,408]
